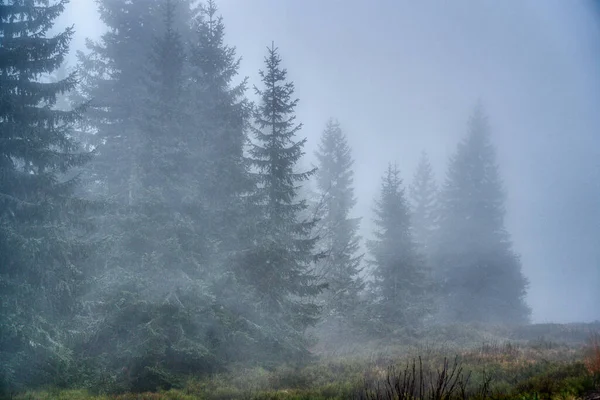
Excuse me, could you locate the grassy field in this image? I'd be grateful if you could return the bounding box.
[10,323,600,400]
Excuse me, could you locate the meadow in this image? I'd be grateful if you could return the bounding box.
[11,322,600,400]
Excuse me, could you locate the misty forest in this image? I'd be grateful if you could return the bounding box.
[1,0,599,399]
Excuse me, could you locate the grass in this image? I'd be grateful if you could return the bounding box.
[9,323,600,400]
[584,332,600,385]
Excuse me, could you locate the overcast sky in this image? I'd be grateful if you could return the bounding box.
[62,0,600,323]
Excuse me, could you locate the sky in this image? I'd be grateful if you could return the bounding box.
[61,0,600,323]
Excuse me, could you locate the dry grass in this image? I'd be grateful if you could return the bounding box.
[359,356,492,400]
[584,332,600,379]
[10,324,600,400]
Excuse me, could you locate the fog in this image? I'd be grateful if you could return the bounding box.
[61,0,600,323]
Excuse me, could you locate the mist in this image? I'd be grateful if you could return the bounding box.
[62,0,600,323]
[5,0,600,396]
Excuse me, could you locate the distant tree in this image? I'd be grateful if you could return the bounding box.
[433,104,530,324]
[0,0,92,391]
[368,164,433,330]
[409,151,439,255]
[314,119,364,322]
[240,43,326,362]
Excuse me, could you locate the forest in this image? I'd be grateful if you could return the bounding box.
[1,0,599,399]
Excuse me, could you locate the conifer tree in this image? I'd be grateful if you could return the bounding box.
[409,151,438,255]
[49,61,72,111]
[188,0,252,254]
[241,43,326,361]
[434,104,530,324]
[72,2,232,391]
[75,0,197,296]
[0,0,91,391]
[75,0,194,203]
[368,164,433,329]
[314,119,364,321]
[73,1,268,387]
[139,0,186,192]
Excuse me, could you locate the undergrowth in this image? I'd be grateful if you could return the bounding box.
[584,332,600,386]
[9,326,600,400]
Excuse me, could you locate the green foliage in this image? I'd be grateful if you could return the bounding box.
[239,42,326,363]
[12,341,597,399]
[1,0,588,396]
[74,0,193,204]
[0,0,93,393]
[188,0,252,212]
[67,0,260,391]
[75,288,224,393]
[512,362,594,399]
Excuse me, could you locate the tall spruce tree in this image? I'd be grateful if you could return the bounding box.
[72,1,233,391]
[409,151,438,255]
[314,119,364,321]
[368,164,433,330]
[0,0,92,391]
[74,1,269,388]
[241,43,326,361]
[75,0,193,203]
[186,0,266,368]
[434,104,530,324]
[188,0,251,255]
[140,0,187,199]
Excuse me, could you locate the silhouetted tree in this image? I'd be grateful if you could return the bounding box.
[409,151,438,255]
[240,43,326,362]
[314,119,364,322]
[433,104,530,324]
[368,164,433,331]
[186,0,269,367]
[72,1,233,391]
[0,0,92,391]
[188,0,252,258]
[75,0,193,203]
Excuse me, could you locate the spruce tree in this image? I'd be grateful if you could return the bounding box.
[73,2,231,390]
[314,119,364,322]
[368,164,433,330]
[241,43,326,361]
[74,1,268,387]
[188,0,252,254]
[0,0,91,391]
[75,0,194,203]
[49,61,72,111]
[409,151,438,255]
[186,2,276,368]
[434,104,530,324]
[139,0,187,194]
